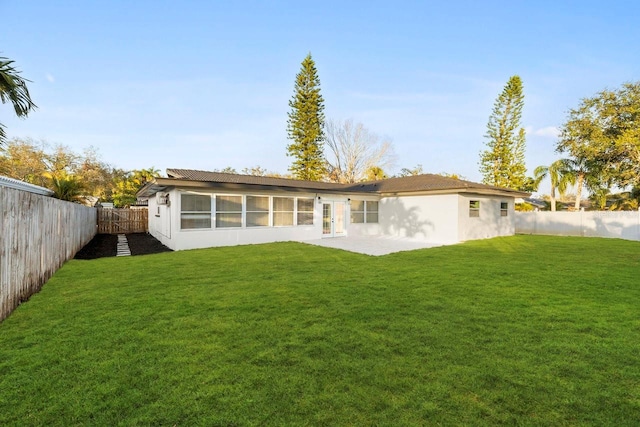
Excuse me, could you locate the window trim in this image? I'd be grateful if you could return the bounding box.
[469,200,480,218]
[366,200,379,224]
[272,196,295,227]
[500,201,508,217]
[350,200,379,224]
[246,195,270,227]
[215,194,243,228]
[180,192,212,230]
[296,197,314,226]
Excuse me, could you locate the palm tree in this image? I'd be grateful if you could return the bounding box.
[533,159,574,211]
[610,192,639,211]
[589,187,610,210]
[44,171,84,202]
[561,156,603,211]
[0,56,37,144]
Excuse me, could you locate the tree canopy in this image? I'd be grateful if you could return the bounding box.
[286,53,326,181]
[0,138,159,205]
[479,75,527,190]
[556,81,640,191]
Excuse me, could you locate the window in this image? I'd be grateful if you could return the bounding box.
[469,200,480,217]
[297,198,314,225]
[350,200,378,224]
[216,195,242,228]
[273,197,294,226]
[500,201,508,217]
[366,201,379,223]
[181,194,211,229]
[350,200,365,223]
[246,196,269,227]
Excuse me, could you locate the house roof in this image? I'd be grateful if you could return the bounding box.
[136,168,530,198]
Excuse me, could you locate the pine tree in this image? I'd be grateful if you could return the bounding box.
[479,75,527,189]
[286,53,326,181]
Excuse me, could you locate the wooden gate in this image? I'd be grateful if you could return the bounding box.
[97,208,148,234]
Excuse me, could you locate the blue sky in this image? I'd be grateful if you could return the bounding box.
[2,1,639,185]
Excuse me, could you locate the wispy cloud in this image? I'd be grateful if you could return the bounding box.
[45,73,55,83]
[532,126,560,138]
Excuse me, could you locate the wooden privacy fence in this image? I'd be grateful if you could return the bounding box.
[97,208,148,234]
[1,186,96,322]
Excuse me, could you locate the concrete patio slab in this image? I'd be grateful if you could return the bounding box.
[304,235,451,256]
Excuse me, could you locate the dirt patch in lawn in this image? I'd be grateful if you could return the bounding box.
[74,234,118,259]
[74,233,171,260]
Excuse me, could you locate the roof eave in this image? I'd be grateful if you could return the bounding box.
[380,188,530,198]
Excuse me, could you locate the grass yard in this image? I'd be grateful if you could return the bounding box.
[1,235,639,426]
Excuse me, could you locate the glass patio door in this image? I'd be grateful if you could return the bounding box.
[322,202,345,237]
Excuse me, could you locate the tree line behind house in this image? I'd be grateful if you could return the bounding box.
[0,138,159,206]
[3,52,639,210]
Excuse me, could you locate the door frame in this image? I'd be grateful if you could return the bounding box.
[322,201,346,238]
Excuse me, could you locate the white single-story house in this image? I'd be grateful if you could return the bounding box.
[136,169,529,251]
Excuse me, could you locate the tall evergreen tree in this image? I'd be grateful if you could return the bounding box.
[286,53,326,181]
[479,75,527,189]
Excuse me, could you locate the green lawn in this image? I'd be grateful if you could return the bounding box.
[1,235,639,426]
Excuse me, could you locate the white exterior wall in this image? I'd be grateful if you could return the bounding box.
[148,188,352,251]
[379,194,460,243]
[515,211,640,241]
[457,195,515,241]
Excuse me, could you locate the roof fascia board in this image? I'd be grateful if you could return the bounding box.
[379,188,530,198]
[151,178,369,195]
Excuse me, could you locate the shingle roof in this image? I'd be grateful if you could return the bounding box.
[166,168,350,191]
[162,168,528,197]
[345,174,521,194]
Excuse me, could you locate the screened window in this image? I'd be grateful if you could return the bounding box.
[469,200,480,217]
[350,200,365,223]
[366,201,379,223]
[297,198,314,225]
[216,195,242,228]
[500,201,508,217]
[273,197,294,226]
[181,194,211,229]
[246,196,269,227]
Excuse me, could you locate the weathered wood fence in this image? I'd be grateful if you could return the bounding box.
[1,186,96,322]
[97,208,148,234]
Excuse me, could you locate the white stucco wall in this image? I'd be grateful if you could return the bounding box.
[148,188,352,251]
[457,195,515,241]
[379,194,460,243]
[146,188,520,250]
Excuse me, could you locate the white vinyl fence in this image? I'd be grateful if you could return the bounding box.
[1,185,97,322]
[515,210,640,241]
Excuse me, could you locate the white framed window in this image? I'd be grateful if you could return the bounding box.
[469,200,480,217]
[350,200,365,223]
[297,198,314,225]
[181,193,211,229]
[500,201,508,217]
[350,200,378,224]
[246,196,269,227]
[366,201,379,223]
[216,195,242,228]
[273,197,294,226]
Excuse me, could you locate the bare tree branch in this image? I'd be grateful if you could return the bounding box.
[324,118,396,183]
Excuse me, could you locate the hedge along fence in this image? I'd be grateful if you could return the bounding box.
[0,185,97,322]
[515,210,640,241]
